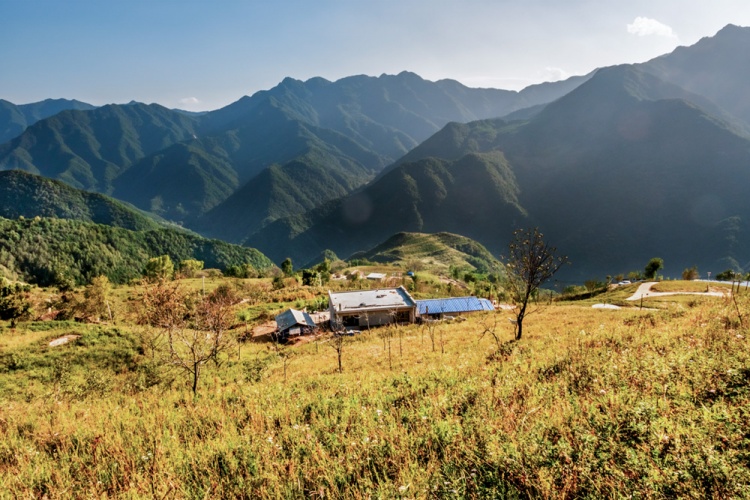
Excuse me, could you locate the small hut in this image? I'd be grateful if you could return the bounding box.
[274,309,316,342]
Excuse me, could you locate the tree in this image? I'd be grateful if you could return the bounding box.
[329,333,347,374]
[280,258,294,277]
[0,282,33,328]
[682,266,699,281]
[138,279,189,361]
[423,317,438,352]
[716,269,736,281]
[144,255,174,282]
[139,281,236,396]
[410,273,419,292]
[504,228,568,341]
[178,259,204,278]
[644,257,664,280]
[81,275,112,322]
[315,259,331,283]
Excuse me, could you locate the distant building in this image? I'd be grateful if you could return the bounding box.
[328,286,417,330]
[417,296,494,319]
[366,272,387,281]
[274,308,317,341]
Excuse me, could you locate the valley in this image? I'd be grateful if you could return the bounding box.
[3,26,750,281]
[2,18,750,498]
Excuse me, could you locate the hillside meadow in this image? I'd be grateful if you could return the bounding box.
[0,280,748,498]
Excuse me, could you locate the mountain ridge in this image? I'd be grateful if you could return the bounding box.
[246,60,750,279]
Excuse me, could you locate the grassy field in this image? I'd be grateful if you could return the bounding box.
[0,281,748,497]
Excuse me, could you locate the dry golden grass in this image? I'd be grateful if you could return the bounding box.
[0,282,748,497]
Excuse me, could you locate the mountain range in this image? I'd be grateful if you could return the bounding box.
[2,24,750,280]
[246,25,750,278]
[0,70,586,230]
[0,98,96,145]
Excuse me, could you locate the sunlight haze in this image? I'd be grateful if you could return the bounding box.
[2,0,750,110]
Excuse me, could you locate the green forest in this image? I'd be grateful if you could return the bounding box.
[0,216,273,286]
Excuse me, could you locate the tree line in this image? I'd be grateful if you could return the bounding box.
[0,216,273,287]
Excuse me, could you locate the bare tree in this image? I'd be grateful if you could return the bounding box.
[504,227,568,340]
[423,317,438,352]
[439,321,446,354]
[378,326,393,370]
[139,281,236,396]
[389,309,404,360]
[329,333,347,373]
[478,312,502,350]
[192,285,236,368]
[138,279,188,360]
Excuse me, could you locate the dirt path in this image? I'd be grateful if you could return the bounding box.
[626,282,728,301]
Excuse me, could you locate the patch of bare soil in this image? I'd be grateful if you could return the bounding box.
[250,321,277,343]
[438,277,468,289]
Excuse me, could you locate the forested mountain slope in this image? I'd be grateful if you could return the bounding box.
[0,170,164,231]
[0,98,95,144]
[249,64,750,279]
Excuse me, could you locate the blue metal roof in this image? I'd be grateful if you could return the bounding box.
[417,296,495,315]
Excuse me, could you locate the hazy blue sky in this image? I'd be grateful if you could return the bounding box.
[3,1,750,111]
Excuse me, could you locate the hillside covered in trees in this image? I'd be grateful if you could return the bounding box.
[0,216,274,286]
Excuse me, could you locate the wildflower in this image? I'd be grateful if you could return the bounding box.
[267,436,274,443]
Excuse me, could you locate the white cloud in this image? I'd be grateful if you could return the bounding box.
[179,97,201,105]
[626,17,677,38]
[539,67,570,83]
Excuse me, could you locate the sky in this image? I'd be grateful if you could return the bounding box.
[2,0,750,111]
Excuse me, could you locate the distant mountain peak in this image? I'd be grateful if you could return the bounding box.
[715,23,747,36]
[394,70,423,79]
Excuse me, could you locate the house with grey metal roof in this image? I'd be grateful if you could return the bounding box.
[328,286,417,330]
[275,308,317,341]
[417,296,494,319]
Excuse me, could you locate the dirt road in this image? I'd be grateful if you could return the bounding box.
[625,282,728,301]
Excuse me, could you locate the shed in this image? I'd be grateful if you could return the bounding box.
[328,286,417,330]
[274,308,316,341]
[366,272,387,281]
[417,296,495,319]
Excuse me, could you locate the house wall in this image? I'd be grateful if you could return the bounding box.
[330,307,416,330]
[359,311,392,327]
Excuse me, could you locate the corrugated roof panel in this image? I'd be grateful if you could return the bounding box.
[275,308,316,331]
[417,296,495,315]
[478,298,495,311]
